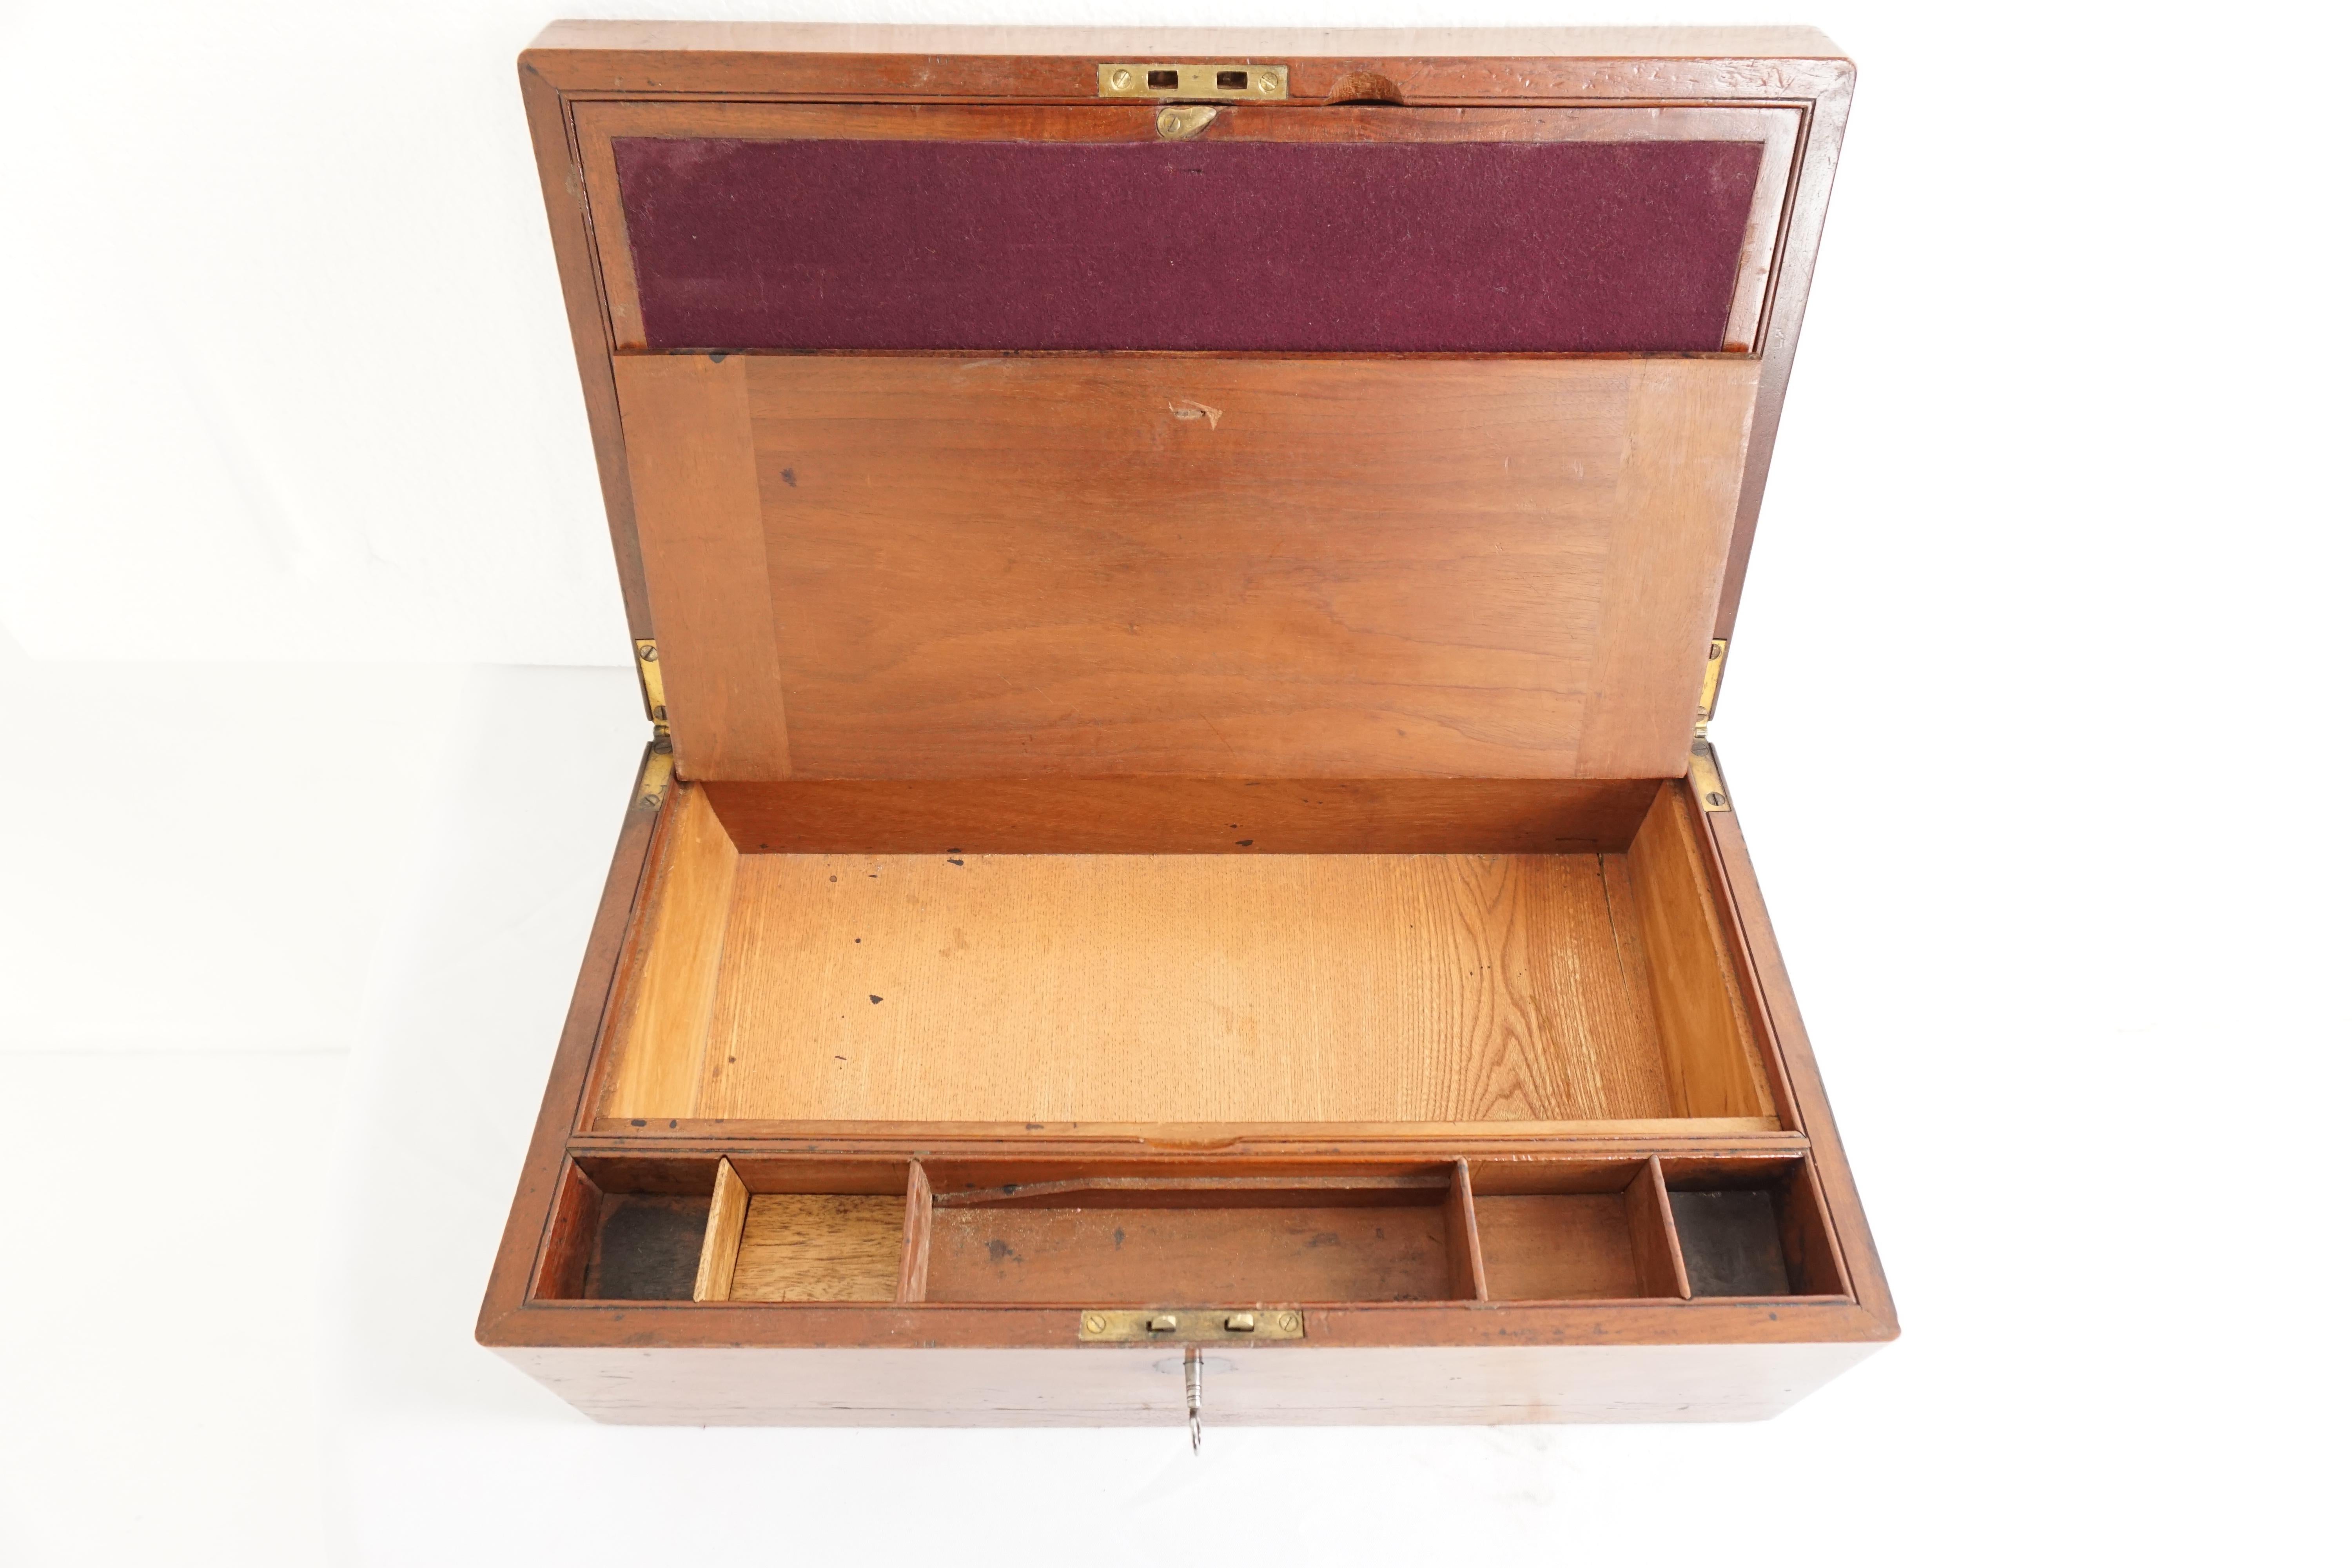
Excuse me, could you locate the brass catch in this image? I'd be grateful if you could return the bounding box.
[1155,105,1218,141]
[1098,62,1287,100]
[1079,1308,1305,1342]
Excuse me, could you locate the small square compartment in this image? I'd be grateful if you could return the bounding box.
[1662,1157,1850,1298]
[1469,1157,1690,1300]
[531,1158,717,1302]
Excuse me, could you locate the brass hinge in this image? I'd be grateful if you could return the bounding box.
[1690,739,1731,813]
[1079,1308,1305,1343]
[633,638,669,737]
[1694,637,1728,737]
[635,737,675,811]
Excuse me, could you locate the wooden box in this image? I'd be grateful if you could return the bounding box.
[479,22,1895,1429]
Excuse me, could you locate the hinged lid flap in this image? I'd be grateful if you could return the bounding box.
[521,27,1853,783]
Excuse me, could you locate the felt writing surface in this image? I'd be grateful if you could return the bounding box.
[612,136,1763,353]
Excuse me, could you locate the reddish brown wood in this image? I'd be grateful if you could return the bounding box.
[1626,1156,1694,1299]
[1700,800,1895,1330]
[478,749,663,1335]
[1446,1160,1490,1301]
[483,30,1892,1419]
[532,1163,599,1301]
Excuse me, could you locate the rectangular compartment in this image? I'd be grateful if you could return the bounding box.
[1662,1157,1851,1298]
[592,779,1780,1136]
[918,1168,1479,1305]
[686,1158,921,1303]
[1470,1156,1691,1301]
[532,1158,717,1302]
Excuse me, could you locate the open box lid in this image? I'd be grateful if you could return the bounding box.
[520,25,1853,784]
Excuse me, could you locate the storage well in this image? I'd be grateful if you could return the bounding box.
[535,1155,1852,1308]
[1662,1158,1851,1298]
[594,779,1780,1132]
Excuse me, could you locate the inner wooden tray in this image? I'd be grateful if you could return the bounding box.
[589,777,1778,1136]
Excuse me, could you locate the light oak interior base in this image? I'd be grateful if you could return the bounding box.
[597,780,1774,1132]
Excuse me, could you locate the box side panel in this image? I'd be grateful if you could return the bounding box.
[494,1341,1880,1426]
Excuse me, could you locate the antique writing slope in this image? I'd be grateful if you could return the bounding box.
[480,22,1895,1428]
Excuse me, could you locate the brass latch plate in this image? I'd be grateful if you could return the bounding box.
[1098,63,1287,100]
[1079,1308,1305,1342]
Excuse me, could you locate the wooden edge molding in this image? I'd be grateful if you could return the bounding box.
[477,750,668,1344]
[1699,788,1897,1335]
[478,1294,1891,1352]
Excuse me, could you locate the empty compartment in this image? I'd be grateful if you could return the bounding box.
[1469,1156,1690,1300]
[920,1170,1474,1304]
[1663,1157,1850,1298]
[690,1158,921,1303]
[532,1158,717,1302]
[594,779,1781,1134]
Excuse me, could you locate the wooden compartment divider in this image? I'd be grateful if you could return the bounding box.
[897,1160,932,1303]
[1627,1156,1695,1300]
[691,1157,750,1301]
[1446,1160,1490,1302]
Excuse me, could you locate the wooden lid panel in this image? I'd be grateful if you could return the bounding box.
[617,354,1758,781]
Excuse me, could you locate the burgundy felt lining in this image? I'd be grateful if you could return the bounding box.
[613,137,1763,353]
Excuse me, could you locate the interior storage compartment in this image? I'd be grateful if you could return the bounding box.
[592,778,1780,1133]
[688,1158,920,1303]
[919,1167,1482,1304]
[531,1159,716,1302]
[537,1153,1857,1310]
[1470,1156,1691,1301]
[1662,1157,1851,1298]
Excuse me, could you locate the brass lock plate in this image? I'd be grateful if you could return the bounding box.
[1098,63,1288,100]
[1079,1308,1305,1342]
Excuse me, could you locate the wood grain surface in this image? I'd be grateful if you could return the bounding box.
[611,356,793,778]
[600,786,738,1120]
[691,1158,750,1302]
[667,851,1677,1125]
[1626,783,1772,1117]
[619,354,1754,780]
[728,1194,905,1301]
[924,1201,1457,1304]
[1472,1193,1644,1300]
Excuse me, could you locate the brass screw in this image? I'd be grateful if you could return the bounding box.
[1276,1311,1301,1332]
[1083,1312,1107,1334]
[1111,67,1132,89]
[1258,73,1278,93]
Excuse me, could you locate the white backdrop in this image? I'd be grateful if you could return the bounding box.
[1,0,2345,1563]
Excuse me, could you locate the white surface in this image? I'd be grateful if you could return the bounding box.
[0,0,2343,1562]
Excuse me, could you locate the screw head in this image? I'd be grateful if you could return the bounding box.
[1083,1312,1107,1334]
[1258,73,1278,93]
[1111,67,1132,89]
[1276,1311,1301,1332]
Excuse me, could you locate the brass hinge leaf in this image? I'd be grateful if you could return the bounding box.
[633,638,669,735]
[1694,637,1728,737]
